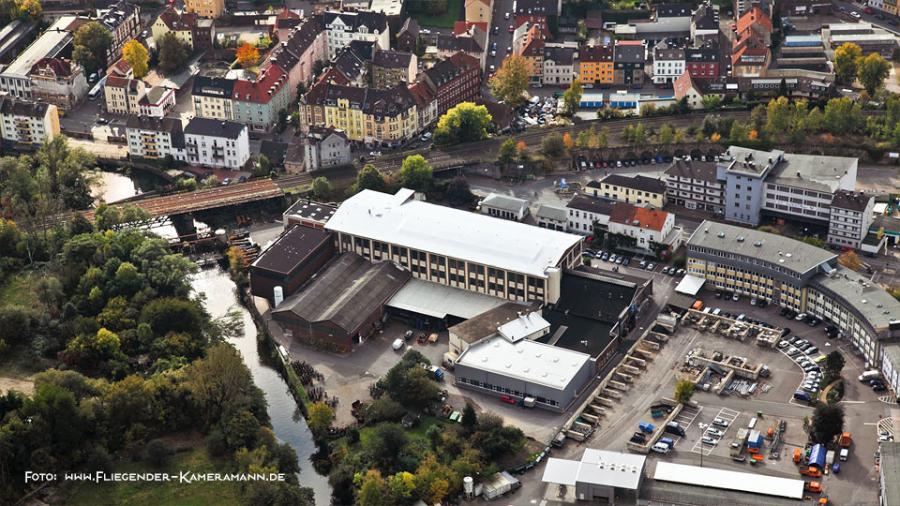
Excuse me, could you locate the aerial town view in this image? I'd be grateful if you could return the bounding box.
[2,0,900,504]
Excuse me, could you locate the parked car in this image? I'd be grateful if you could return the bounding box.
[392,338,404,351]
[646,262,656,271]
[706,428,724,438]
[712,418,730,428]
[701,436,717,445]
[732,293,739,301]
[850,11,861,19]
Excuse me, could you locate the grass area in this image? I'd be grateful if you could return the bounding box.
[0,270,42,308]
[413,0,463,29]
[358,416,451,446]
[64,445,244,506]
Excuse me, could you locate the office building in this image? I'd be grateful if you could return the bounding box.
[664,157,724,213]
[827,190,875,249]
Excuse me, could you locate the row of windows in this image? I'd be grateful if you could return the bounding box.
[456,378,559,407]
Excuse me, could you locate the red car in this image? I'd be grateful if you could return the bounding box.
[499,395,518,405]
[508,24,514,33]
[864,6,874,14]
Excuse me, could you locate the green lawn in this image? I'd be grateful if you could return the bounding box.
[0,270,42,308]
[359,416,451,446]
[414,0,463,29]
[64,446,245,506]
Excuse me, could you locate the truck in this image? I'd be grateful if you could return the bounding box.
[747,430,764,453]
[825,450,836,469]
[839,448,849,461]
[639,421,655,434]
[730,428,749,460]
[838,432,852,447]
[422,364,445,381]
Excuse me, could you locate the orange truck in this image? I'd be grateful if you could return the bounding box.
[800,466,822,477]
[692,299,704,311]
[839,432,852,447]
[805,481,822,493]
[793,448,802,464]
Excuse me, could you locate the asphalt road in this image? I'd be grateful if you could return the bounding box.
[832,0,900,33]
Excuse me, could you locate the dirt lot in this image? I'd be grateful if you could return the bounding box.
[0,376,33,395]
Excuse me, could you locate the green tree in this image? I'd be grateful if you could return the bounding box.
[73,22,113,76]
[445,176,475,206]
[806,106,824,133]
[562,79,583,116]
[823,97,864,134]
[701,95,722,110]
[311,176,332,200]
[824,351,846,379]
[433,102,492,145]
[354,164,387,193]
[358,470,389,506]
[398,155,433,191]
[307,402,334,438]
[498,138,517,163]
[489,55,528,107]
[158,33,190,74]
[461,402,477,433]
[145,439,170,468]
[834,42,862,85]
[810,404,844,443]
[658,123,675,144]
[364,423,409,473]
[541,133,565,157]
[674,379,695,404]
[858,53,891,95]
[122,39,149,79]
[185,343,263,430]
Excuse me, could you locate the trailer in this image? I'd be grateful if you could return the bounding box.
[808,444,827,470]
[639,421,655,433]
[730,428,750,460]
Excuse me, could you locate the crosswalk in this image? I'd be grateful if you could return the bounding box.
[691,407,740,455]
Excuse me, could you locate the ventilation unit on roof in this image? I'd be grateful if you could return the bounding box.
[717,232,725,238]
[737,236,745,242]
[753,241,762,247]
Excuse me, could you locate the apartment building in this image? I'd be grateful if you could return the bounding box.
[269,15,327,93]
[685,40,721,78]
[104,76,146,115]
[542,46,577,86]
[565,194,614,235]
[29,58,88,111]
[590,174,667,208]
[185,0,225,19]
[0,16,80,104]
[231,65,292,132]
[139,86,176,117]
[465,0,493,24]
[663,157,724,214]
[192,75,234,120]
[433,25,487,70]
[304,127,352,171]
[517,24,546,86]
[613,41,645,87]
[99,1,141,66]
[125,116,185,160]
[652,45,685,85]
[827,190,875,249]
[608,203,677,253]
[184,117,250,169]
[408,80,438,130]
[151,8,215,53]
[0,99,60,147]
[578,44,614,87]
[325,188,584,304]
[421,52,481,116]
[371,50,417,88]
[687,220,900,368]
[690,1,719,39]
[323,11,390,59]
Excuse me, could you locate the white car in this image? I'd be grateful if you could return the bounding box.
[706,428,724,438]
[392,338,404,351]
[701,436,717,445]
[712,418,730,428]
[369,150,382,157]
[850,11,861,19]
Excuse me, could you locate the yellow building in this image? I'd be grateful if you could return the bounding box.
[884,0,898,15]
[152,9,197,50]
[589,174,667,208]
[578,44,614,86]
[465,0,493,24]
[185,0,224,18]
[302,81,419,144]
[104,76,146,115]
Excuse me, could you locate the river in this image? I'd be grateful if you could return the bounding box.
[191,267,332,505]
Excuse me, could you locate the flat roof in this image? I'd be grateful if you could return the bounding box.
[882,442,900,506]
[250,225,331,275]
[687,220,837,276]
[544,449,645,490]
[767,152,857,193]
[675,274,706,296]
[325,189,583,278]
[811,266,900,331]
[498,311,550,342]
[653,462,804,500]
[386,278,507,320]
[456,334,592,390]
[285,199,338,223]
[481,193,529,214]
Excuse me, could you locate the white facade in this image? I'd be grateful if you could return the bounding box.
[542,59,575,86]
[126,125,182,160]
[652,55,685,84]
[184,123,250,170]
[304,129,352,171]
[324,12,390,59]
[608,212,675,250]
[139,87,177,117]
[762,181,854,224]
[827,196,875,250]
[0,101,59,146]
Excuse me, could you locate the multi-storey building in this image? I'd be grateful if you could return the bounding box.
[613,41,645,87]
[608,203,678,253]
[104,76,145,115]
[184,117,250,169]
[578,44,613,87]
[0,98,60,147]
[29,57,88,110]
[687,220,900,368]
[191,75,234,120]
[822,23,897,58]
[433,24,487,70]
[125,116,184,160]
[138,86,177,117]
[663,157,724,214]
[565,194,614,235]
[535,204,568,231]
[269,15,327,93]
[396,18,420,53]
[231,65,292,132]
[99,1,141,66]
[421,52,481,116]
[304,127,352,171]
[542,46,576,86]
[590,174,667,208]
[185,0,225,19]
[652,45,685,85]
[323,11,390,59]
[408,80,438,130]
[685,40,721,78]
[325,188,584,303]
[151,8,215,53]
[517,24,545,86]
[827,190,875,249]
[0,16,78,103]
[691,1,719,39]
[465,0,493,24]
[371,50,417,88]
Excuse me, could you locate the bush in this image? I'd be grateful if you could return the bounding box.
[365,397,406,423]
[85,446,113,473]
[205,427,228,457]
[145,439,170,468]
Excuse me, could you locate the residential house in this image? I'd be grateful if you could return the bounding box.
[98,1,142,66]
[664,157,724,214]
[578,44,614,87]
[304,126,352,171]
[104,76,146,115]
[395,17,420,53]
[125,116,185,160]
[185,0,225,19]
[685,40,722,78]
[828,190,875,249]
[434,24,486,70]
[542,46,576,86]
[0,98,60,147]
[270,15,327,94]
[323,11,390,59]
[465,0,493,25]
[232,65,293,132]
[480,193,530,221]
[0,17,79,104]
[652,43,685,85]
[535,204,567,231]
[192,75,235,120]
[371,50,417,88]
[608,203,678,253]
[566,194,615,235]
[369,0,404,16]
[184,117,251,169]
[691,1,719,40]
[324,42,372,87]
[732,7,772,77]
[613,41,645,87]
[514,0,561,28]
[139,86,177,117]
[275,8,303,42]
[151,8,215,53]
[408,80,438,130]
[591,174,667,208]
[517,24,546,86]
[29,58,88,110]
[422,51,481,116]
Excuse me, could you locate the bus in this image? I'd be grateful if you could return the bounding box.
[87,75,106,100]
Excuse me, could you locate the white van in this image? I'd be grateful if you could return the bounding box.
[651,442,670,454]
[859,370,881,382]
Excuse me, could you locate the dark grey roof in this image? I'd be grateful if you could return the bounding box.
[830,189,872,212]
[600,174,667,194]
[272,252,410,333]
[100,0,138,31]
[251,225,331,275]
[657,3,693,17]
[449,301,539,344]
[192,75,234,98]
[567,194,615,215]
[0,97,50,118]
[349,39,377,59]
[655,46,685,60]
[184,117,246,139]
[543,46,576,65]
[614,43,645,63]
[284,199,338,222]
[515,0,559,17]
[664,158,719,182]
[685,41,719,62]
[692,2,719,30]
[373,49,413,69]
[323,10,388,31]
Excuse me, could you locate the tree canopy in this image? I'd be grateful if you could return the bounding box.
[489,55,528,107]
[398,155,433,192]
[857,53,891,95]
[434,102,492,145]
[833,42,862,85]
[562,79,583,116]
[122,39,149,79]
[158,33,190,74]
[236,43,260,68]
[73,22,113,76]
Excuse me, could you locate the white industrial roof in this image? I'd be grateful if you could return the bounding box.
[325,189,583,278]
[675,274,706,296]
[543,449,645,490]
[497,311,550,343]
[481,193,529,214]
[386,278,506,320]
[3,16,75,78]
[456,335,591,390]
[653,462,804,500]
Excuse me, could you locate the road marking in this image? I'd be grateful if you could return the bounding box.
[841,400,866,404]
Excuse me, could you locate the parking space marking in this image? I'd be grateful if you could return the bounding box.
[668,406,703,447]
[690,407,740,455]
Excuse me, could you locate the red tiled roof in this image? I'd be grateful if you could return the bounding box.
[31,58,73,78]
[453,21,488,35]
[736,7,772,36]
[108,58,132,77]
[673,70,696,99]
[609,203,670,231]
[408,80,435,107]
[732,45,768,66]
[232,65,288,104]
[158,8,197,31]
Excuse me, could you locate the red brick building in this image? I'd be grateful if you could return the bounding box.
[422,52,482,116]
